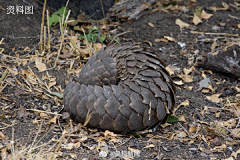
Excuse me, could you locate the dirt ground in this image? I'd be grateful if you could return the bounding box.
[0,0,240,159]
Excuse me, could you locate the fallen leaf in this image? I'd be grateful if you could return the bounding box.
[175,18,190,32]
[195,7,202,17]
[94,43,103,51]
[167,116,179,122]
[35,58,47,72]
[176,131,187,138]
[222,2,229,10]
[164,36,177,42]
[155,38,169,42]
[160,123,172,128]
[40,112,49,118]
[178,115,187,122]
[231,148,240,158]
[184,85,193,91]
[197,77,210,91]
[144,144,156,149]
[0,5,6,10]
[222,119,236,128]
[206,93,221,103]
[193,13,202,25]
[7,67,18,75]
[147,22,155,27]
[47,115,58,124]
[144,40,152,47]
[211,40,218,50]
[62,142,81,150]
[173,80,184,86]
[16,105,29,119]
[183,66,195,75]
[201,10,213,20]
[211,144,226,152]
[179,74,193,83]
[166,65,175,75]
[172,100,189,115]
[180,49,188,56]
[189,126,197,133]
[48,81,56,88]
[231,128,240,138]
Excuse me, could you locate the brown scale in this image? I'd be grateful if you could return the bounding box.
[64,43,176,133]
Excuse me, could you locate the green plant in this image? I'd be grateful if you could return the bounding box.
[48,6,69,27]
[167,115,179,122]
[78,26,106,43]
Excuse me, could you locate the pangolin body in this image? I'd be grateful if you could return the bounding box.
[64,43,176,133]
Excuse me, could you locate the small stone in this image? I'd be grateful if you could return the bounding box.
[99,151,108,158]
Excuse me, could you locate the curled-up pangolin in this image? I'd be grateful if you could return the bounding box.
[64,43,176,133]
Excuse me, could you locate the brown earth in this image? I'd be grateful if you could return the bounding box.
[0,0,240,159]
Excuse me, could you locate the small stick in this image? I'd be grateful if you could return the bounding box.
[44,26,46,51]
[190,31,239,37]
[40,0,47,52]
[47,10,51,52]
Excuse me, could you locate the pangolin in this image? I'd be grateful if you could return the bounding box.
[64,43,176,133]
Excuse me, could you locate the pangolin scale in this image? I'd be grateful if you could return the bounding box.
[64,43,176,133]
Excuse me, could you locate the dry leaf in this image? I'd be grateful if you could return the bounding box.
[164,36,177,42]
[144,144,156,149]
[211,144,226,152]
[47,115,58,124]
[222,119,236,128]
[224,156,234,160]
[178,115,187,122]
[180,49,188,56]
[215,112,220,118]
[206,93,221,103]
[184,86,193,91]
[174,80,184,86]
[172,100,189,115]
[175,18,190,32]
[222,2,229,10]
[48,81,56,88]
[189,126,197,133]
[211,40,218,50]
[180,74,193,83]
[231,148,240,158]
[35,58,47,72]
[0,5,6,10]
[62,142,81,150]
[40,112,48,118]
[197,77,210,91]
[94,43,103,51]
[183,66,195,75]
[155,38,168,42]
[148,22,155,27]
[16,105,28,119]
[166,65,175,75]
[176,131,187,138]
[201,10,213,20]
[7,67,18,75]
[144,41,152,47]
[160,123,172,128]
[193,13,202,25]
[231,128,240,138]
